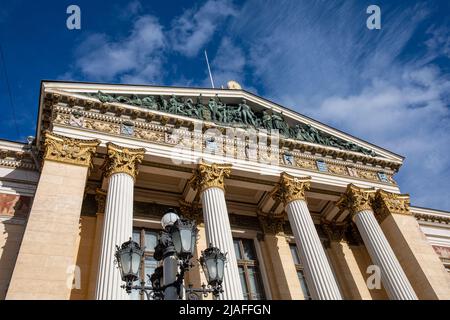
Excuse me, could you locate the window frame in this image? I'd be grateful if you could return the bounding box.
[233,237,266,300]
[132,227,160,300]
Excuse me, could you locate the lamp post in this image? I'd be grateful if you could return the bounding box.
[115,208,227,300]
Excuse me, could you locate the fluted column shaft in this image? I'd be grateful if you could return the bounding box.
[353,209,417,300]
[95,143,145,300]
[271,172,342,300]
[201,187,244,300]
[287,199,343,300]
[95,173,134,300]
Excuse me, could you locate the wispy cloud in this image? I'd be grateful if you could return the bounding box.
[73,16,165,83]
[228,0,450,209]
[66,0,235,83]
[170,0,236,57]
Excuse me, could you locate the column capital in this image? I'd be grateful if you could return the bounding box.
[43,131,100,167]
[270,172,311,206]
[95,188,107,214]
[321,220,348,244]
[373,189,411,223]
[257,210,285,235]
[188,161,232,193]
[179,200,203,224]
[102,142,145,181]
[337,184,376,216]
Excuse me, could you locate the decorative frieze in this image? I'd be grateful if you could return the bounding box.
[188,161,232,193]
[271,172,311,206]
[45,92,400,185]
[336,184,377,215]
[43,131,100,167]
[373,189,412,223]
[0,149,36,170]
[101,142,145,180]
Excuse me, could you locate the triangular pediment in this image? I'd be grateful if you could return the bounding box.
[40,81,404,166]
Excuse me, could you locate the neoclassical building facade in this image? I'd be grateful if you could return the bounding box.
[0,80,449,300]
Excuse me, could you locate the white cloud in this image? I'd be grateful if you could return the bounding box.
[228,0,450,209]
[61,0,450,209]
[170,0,236,57]
[74,15,165,83]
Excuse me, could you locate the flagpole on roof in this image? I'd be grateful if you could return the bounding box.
[204,50,215,89]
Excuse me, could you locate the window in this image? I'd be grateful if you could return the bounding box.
[377,172,389,182]
[233,238,266,300]
[130,228,159,300]
[316,160,328,172]
[289,243,312,300]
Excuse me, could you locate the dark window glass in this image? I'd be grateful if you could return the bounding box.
[233,238,265,300]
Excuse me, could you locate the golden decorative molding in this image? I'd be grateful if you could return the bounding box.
[188,161,232,193]
[373,189,412,223]
[270,172,311,205]
[257,210,285,235]
[414,213,450,225]
[336,184,376,216]
[179,200,203,224]
[43,131,99,167]
[102,142,145,180]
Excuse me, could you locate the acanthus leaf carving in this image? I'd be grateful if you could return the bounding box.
[271,172,311,205]
[43,131,99,168]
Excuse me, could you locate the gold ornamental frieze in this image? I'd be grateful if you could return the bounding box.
[43,131,100,167]
[271,172,311,205]
[102,142,145,180]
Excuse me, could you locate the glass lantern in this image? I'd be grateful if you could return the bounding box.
[161,209,180,230]
[200,245,227,287]
[171,218,198,259]
[115,238,144,284]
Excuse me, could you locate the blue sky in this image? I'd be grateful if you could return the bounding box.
[0,0,449,210]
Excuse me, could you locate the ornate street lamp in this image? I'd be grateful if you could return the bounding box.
[171,218,198,261]
[199,244,227,296]
[115,239,144,292]
[161,209,179,230]
[115,209,227,300]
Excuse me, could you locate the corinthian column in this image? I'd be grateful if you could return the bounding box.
[272,172,342,300]
[189,162,243,300]
[95,143,145,300]
[337,184,417,300]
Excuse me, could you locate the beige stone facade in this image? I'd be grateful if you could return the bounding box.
[0,81,448,300]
